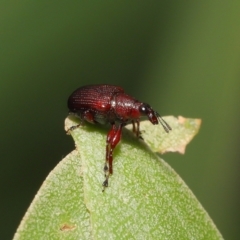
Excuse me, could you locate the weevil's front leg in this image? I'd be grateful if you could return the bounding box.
[132,120,143,139]
[102,123,123,190]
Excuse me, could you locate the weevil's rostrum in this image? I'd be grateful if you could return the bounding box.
[68,84,171,190]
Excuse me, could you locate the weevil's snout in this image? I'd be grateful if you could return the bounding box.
[147,109,159,125]
[139,103,172,133]
[148,111,159,125]
[139,103,158,124]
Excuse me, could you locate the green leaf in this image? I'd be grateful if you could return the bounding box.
[14,116,223,240]
[14,150,91,240]
[126,115,202,154]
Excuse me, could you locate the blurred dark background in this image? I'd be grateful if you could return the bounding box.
[1,1,239,239]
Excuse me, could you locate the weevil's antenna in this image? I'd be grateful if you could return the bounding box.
[156,112,172,133]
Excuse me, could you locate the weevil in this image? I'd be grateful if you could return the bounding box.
[67,84,171,190]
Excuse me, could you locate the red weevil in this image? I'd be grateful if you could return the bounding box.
[67,84,171,190]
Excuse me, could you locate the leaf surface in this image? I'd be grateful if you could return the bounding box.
[14,116,222,240]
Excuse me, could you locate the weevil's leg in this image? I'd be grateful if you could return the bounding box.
[132,120,143,139]
[107,124,123,174]
[132,120,136,133]
[82,109,96,124]
[103,123,123,190]
[67,110,96,133]
[67,123,81,134]
[136,120,140,137]
[67,112,81,133]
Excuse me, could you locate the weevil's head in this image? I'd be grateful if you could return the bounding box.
[139,103,171,133]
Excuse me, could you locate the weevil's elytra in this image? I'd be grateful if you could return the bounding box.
[67,84,171,191]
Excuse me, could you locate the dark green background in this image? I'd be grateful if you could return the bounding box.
[1,1,239,239]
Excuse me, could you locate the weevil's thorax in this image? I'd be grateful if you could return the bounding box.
[111,93,142,123]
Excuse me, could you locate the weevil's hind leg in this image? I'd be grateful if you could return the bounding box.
[82,109,97,124]
[67,123,81,134]
[67,110,96,133]
[103,123,123,191]
[66,113,82,133]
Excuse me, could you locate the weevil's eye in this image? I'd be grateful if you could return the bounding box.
[139,103,150,114]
